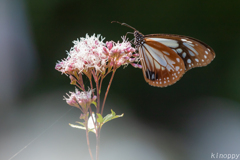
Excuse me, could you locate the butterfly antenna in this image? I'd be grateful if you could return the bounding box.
[111,21,137,31]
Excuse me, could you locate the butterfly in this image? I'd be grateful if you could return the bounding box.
[112,21,216,87]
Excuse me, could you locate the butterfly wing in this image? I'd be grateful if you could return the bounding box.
[145,34,215,71]
[139,38,185,87]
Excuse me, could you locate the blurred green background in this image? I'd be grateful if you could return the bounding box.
[1,0,240,160]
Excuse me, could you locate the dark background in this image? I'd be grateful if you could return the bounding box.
[1,0,240,160]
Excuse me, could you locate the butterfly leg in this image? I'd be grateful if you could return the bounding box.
[125,32,134,38]
[128,38,135,45]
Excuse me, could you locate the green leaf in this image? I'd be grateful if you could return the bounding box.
[111,109,116,116]
[102,109,124,125]
[92,101,97,107]
[96,113,103,123]
[69,122,96,134]
[88,128,96,133]
[69,123,86,130]
[75,121,85,126]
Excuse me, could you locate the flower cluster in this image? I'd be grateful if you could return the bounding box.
[55,34,107,75]
[102,37,141,69]
[56,33,139,160]
[55,35,141,77]
[55,34,141,116]
[64,88,97,111]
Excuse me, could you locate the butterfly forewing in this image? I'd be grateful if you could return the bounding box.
[145,34,215,71]
[139,38,185,87]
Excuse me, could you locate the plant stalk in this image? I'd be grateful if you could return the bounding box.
[101,70,116,115]
[86,122,94,160]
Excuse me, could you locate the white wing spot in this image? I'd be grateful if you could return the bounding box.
[155,61,161,69]
[189,64,191,67]
[163,51,170,55]
[176,66,180,71]
[183,42,199,55]
[152,74,155,80]
[160,82,162,84]
[164,81,166,84]
[178,71,180,74]
[176,58,180,62]
[182,52,186,58]
[180,69,182,71]
[207,48,211,51]
[156,82,158,84]
[202,59,204,62]
[187,59,191,63]
[168,80,170,82]
[176,48,182,53]
[167,77,169,79]
[173,77,175,80]
[189,51,195,57]
[204,55,207,59]
[205,51,208,54]
[181,39,187,41]
[162,67,165,70]
[148,38,179,48]
[195,58,199,62]
[164,78,166,80]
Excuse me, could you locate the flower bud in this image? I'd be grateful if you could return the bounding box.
[106,41,113,50]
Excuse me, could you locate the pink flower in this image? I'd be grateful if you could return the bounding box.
[103,37,140,69]
[55,34,107,74]
[64,88,97,112]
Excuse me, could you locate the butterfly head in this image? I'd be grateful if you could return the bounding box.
[134,31,145,48]
[111,21,145,48]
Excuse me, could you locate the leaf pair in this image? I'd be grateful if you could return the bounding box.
[69,110,124,134]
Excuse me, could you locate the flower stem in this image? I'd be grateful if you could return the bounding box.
[96,81,100,114]
[101,70,116,115]
[96,129,100,160]
[89,78,95,97]
[86,123,94,160]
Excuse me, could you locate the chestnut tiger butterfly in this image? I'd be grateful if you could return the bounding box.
[112,21,215,87]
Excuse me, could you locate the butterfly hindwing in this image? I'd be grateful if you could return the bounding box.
[139,38,185,87]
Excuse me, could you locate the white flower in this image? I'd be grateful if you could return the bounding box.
[56,34,107,74]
